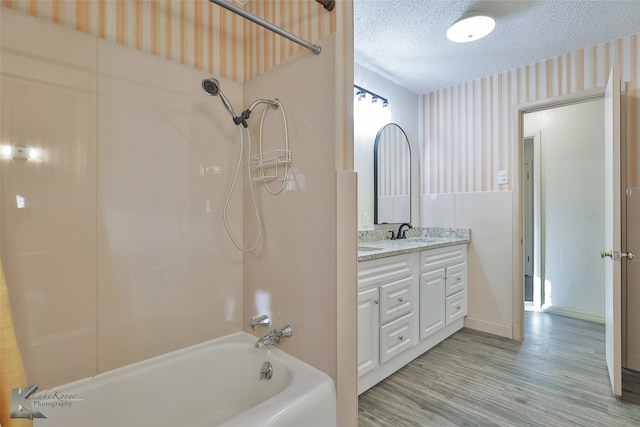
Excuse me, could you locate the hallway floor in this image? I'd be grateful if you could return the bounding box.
[358,311,640,426]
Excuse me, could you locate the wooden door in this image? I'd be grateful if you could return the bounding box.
[603,64,622,396]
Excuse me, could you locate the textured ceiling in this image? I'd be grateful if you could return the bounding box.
[354,0,640,94]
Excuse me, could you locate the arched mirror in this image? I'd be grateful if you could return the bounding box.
[374,123,411,224]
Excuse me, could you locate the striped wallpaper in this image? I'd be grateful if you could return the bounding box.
[1,0,337,83]
[421,33,640,194]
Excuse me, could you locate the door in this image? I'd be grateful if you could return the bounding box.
[603,64,622,396]
[357,287,379,377]
[419,269,445,340]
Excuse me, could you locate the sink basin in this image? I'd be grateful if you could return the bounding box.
[358,246,383,252]
[403,237,443,243]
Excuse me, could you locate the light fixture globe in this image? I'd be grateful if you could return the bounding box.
[447,12,495,43]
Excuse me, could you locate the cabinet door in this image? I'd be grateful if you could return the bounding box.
[419,269,445,340]
[358,287,379,377]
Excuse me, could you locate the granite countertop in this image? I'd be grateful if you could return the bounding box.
[358,227,470,262]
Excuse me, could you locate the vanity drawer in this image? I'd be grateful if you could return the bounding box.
[358,253,417,290]
[379,276,414,323]
[379,312,416,363]
[445,291,466,325]
[445,262,466,296]
[420,244,466,273]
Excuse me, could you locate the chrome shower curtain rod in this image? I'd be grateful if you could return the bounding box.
[208,0,323,55]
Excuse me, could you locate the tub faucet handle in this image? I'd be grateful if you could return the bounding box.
[277,324,293,338]
[250,314,271,331]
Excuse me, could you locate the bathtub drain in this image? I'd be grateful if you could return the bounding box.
[260,361,273,380]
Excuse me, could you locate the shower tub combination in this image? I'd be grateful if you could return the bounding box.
[36,332,336,427]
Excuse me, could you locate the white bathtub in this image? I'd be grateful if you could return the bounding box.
[33,332,336,427]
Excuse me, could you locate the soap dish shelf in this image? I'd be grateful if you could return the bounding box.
[252,149,291,182]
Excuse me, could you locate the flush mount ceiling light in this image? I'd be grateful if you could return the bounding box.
[447,11,495,43]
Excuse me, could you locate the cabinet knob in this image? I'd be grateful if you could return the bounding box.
[398,297,404,303]
[374,300,379,305]
[457,277,461,281]
[398,335,404,341]
[456,304,462,310]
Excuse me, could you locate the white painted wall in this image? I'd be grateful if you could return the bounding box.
[354,63,419,230]
[422,191,514,337]
[524,99,605,320]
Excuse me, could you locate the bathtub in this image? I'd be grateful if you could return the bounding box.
[33,332,336,427]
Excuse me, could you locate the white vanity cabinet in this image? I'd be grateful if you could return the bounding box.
[419,244,467,337]
[358,243,467,394]
[357,253,418,379]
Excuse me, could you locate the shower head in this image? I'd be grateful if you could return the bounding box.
[202,78,221,96]
[202,78,237,120]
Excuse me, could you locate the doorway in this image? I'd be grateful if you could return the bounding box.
[523,136,535,307]
[521,99,607,320]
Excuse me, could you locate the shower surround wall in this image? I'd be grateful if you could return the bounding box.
[242,34,338,378]
[1,8,244,387]
[0,3,356,423]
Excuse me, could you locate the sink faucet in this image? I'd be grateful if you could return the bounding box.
[396,223,413,239]
[255,324,293,348]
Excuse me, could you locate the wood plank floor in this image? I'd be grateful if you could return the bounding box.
[358,311,640,426]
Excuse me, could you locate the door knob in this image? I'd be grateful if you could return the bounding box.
[601,250,634,260]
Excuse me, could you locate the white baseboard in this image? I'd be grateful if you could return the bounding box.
[542,306,605,324]
[464,317,513,339]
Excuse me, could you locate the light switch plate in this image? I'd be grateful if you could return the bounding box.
[498,170,508,185]
[362,212,369,227]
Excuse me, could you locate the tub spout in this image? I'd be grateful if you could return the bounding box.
[255,324,293,348]
[255,331,279,348]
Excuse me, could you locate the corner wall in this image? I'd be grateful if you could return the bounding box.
[242,34,338,378]
[421,33,640,338]
[241,17,356,427]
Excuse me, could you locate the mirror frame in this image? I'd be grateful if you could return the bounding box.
[373,122,411,225]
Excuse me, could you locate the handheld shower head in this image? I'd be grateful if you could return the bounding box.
[202,78,237,120]
[202,78,221,96]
